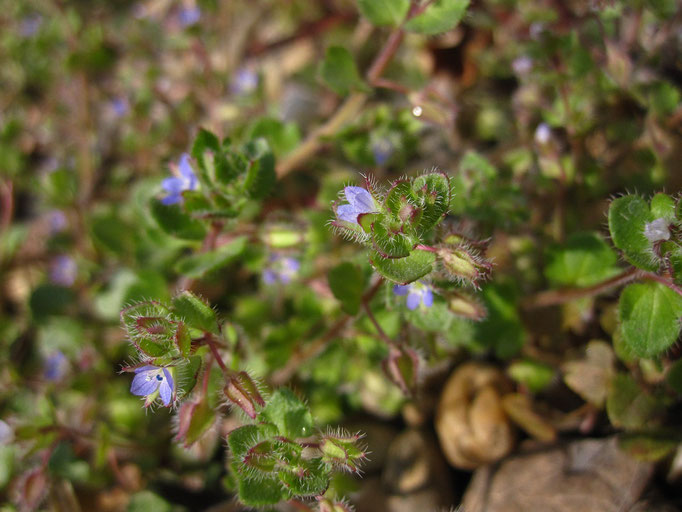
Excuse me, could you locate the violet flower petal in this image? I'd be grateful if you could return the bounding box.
[406,292,421,310]
[131,371,160,396]
[344,186,375,213]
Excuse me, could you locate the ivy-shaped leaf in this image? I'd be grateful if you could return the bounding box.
[608,195,657,271]
[369,249,436,284]
[618,282,682,357]
[405,0,470,35]
[357,0,410,27]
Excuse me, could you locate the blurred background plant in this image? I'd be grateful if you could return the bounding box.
[1,0,682,510]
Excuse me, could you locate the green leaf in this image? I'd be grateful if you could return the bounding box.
[238,474,284,506]
[405,0,470,35]
[369,249,436,284]
[30,284,75,322]
[475,283,525,359]
[650,192,675,219]
[261,388,314,439]
[619,282,682,357]
[370,222,413,258]
[191,128,220,162]
[174,322,191,358]
[544,232,619,287]
[120,301,176,357]
[172,291,219,334]
[320,46,366,96]
[227,424,276,461]
[412,172,451,231]
[190,128,221,184]
[247,118,301,158]
[174,236,247,279]
[606,373,663,430]
[127,491,172,512]
[619,433,679,462]
[278,458,329,497]
[149,199,207,240]
[508,359,555,393]
[608,195,657,271]
[183,399,216,446]
[384,180,417,220]
[242,138,276,200]
[328,263,366,315]
[357,0,410,27]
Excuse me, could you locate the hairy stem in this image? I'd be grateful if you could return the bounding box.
[523,266,682,309]
[205,334,229,373]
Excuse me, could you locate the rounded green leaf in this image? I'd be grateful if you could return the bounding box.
[357,0,410,27]
[619,282,682,357]
[328,262,366,315]
[150,199,207,240]
[320,46,367,96]
[172,291,219,334]
[544,232,619,287]
[607,195,657,271]
[261,388,314,439]
[369,249,436,284]
[404,0,470,35]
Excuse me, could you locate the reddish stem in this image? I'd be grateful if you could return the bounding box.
[206,335,229,373]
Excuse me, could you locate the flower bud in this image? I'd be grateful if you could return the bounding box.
[437,246,492,287]
[448,291,487,321]
[223,371,265,419]
[318,497,354,512]
[319,431,367,474]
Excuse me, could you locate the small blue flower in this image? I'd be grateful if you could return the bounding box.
[371,137,393,166]
[20,15,42,37]
[111,97,129,117]
[44,351,68,381]
[50,255,77,287]
[178,6,201,27]
[336,186,377,224]
[394,282,434,310]
[130,365,175,407]
[161,153,198,205]
[230,68,259,96]
[47,210,67,234]
[263,254,300,285]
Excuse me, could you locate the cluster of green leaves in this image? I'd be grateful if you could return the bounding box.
[608,193,682,358]
[120,291,220,403]
[333,173,492,287]
[151,130,275,241]
[227,389,366,507]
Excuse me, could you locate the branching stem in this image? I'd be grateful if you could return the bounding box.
[524,266,682,309]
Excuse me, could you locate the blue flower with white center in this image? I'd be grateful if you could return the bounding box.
[130,365,175,407]
[263,254,300,285]
[336,186,378,224]
[161,153,198,205]
[393,282,434,310]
